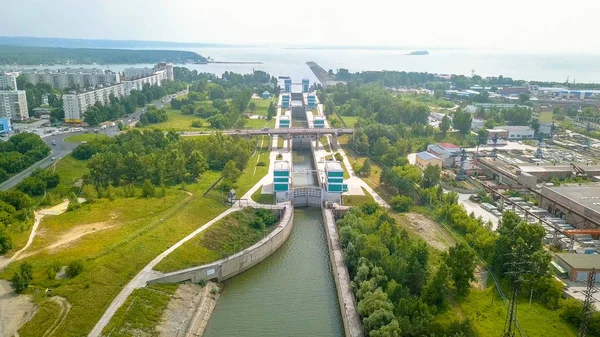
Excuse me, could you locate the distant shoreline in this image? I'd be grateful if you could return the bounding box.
[206,61,263,65]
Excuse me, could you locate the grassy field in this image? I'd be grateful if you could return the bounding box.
[248,97,276,116]
[251,186,274,205]
[17,299,62,336]
[244,117,275,129]
[143,108,210,131]
[338,136,383,188]
[4,170,231,336]
[154,208,277,273]
[277,136,284,149]
[64,133,110,143]
[52,155,88,186]
[102,283,178,336]
[342,187,373,206]
[338,115,359,128]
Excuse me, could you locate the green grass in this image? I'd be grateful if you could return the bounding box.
[339,115,359,128]
[251,186,274,205]
[0,171,230,336]
[102,283,178,336]
[277,136,284,149]
[154,208,277,273]
[248,97,276,116]
[244,117,275,129]
[339,135,383,188]
[142,108,210,131]
[342,187,373,206]
[447,285,577,337]
[319,136,330,151]
[433,131,477,147]
[52,155,88,186]
[312,108,319,116]
[64,133,109,143]
[18,299,62,336]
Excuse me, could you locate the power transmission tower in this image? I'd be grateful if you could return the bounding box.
[503,250,531,337]
[578,268,598,337]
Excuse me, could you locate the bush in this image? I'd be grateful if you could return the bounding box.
[0,226,13,255]
[142,179,155,198]
[66,260,84,278]
[390,195,413,212]
[11,263,33,294]
[191,120,203,128]
[257,161,266,166]
[255,208,278,226]
[334,152,343,162]
[276,154,283,160]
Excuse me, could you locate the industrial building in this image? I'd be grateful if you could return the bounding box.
[493,125,535,140]
[427,143,460,168]
[284,79,292,93]
[325,161,348,193]
[279,115,290,128]
[0,72,18,90]
[302,79,309,93]
[281,94,290,108]
[555,253,600,283]
[63,84,126,123]
[307,94,316,108]
[0,90,29,120]
[415,151,442,170]
[540,185,600,226]
[471,118,485,131]
[21,69,120,90]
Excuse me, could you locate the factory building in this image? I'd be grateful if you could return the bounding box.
[281,94,290,108]
[284,79,292,93]
[540,185,600,227]
[493,125,535,140]
[427,143,460,168]
[415,151,442,170]
[555,253,600,283]
[325,161,348,193]
[302,79,309,93]
[279,115,290,128]
[307,94,316,108]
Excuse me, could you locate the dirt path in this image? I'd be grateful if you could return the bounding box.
[404,213,455,251]
[42,296,72,337]
[0,280,36,337]
[156,282,219,337]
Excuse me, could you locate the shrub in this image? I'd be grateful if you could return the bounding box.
[66,260,84,278]
[257,161,266,166]
[255,208,278,226]
[276,154,283,160]
[0,226,12,255]
[11,263,33,294]
[142,179,156,198]
[390,195,413,212]
[191,120,203,128]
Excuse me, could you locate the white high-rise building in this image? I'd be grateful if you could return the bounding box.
[0,90,29,120]
[123,67,154,79]
[155,63,174,81]
[123,70,167,94]
[0,73,18,90]
[63,84,125,122]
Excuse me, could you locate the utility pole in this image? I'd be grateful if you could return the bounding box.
[578,268,598,337]
[503,250,531,337]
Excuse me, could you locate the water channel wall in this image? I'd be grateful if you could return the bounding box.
[148,205,294,284]
[321,207,365,337]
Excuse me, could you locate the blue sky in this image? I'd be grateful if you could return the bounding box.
[1,0,599,53]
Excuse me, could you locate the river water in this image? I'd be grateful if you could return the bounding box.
[202,207,344,337]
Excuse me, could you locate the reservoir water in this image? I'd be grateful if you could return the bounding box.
[202,207,344,337]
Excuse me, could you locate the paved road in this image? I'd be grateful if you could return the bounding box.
[0,91,186,191]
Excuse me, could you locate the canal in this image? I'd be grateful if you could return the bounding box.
[202,207,344,337]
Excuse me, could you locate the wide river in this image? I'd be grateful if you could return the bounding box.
[202,207,344,337]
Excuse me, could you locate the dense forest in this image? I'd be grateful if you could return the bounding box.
[0,45,206,65]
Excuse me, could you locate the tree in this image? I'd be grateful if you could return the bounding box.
[81,184,98,203]
[453,111,472,135]
[222,160,242,190]
[360,159,372,177]
[267,102,275,120]
[422,165,441,188]
[0,226,12,254]
[477,129,489,146]
[11,262,33,294]
[446,243,476,295]
[248,101,256,112]
[530,119,540,134]
[440,115,451,135]
[390,195,413,212]
[66,260,84,278]
[518,93,531,105]
[422,262,449,307]
[142,179,155,198]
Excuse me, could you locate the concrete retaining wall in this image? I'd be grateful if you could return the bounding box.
[148,205,294,284]
[322,208,364,337]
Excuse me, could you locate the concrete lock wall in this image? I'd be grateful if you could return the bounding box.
[148,206,294,285]
[322,207,364,337]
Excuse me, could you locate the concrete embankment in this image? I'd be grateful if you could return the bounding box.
[322,207,364,337]
[148,204,294,284]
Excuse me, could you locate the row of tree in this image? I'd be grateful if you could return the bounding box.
[73,130,252,187]
[0,133,50,183]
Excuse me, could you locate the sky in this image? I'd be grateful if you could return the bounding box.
[2,0,600,53]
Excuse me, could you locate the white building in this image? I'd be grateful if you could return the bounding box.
[123,67,155,79]
[493,125,534,140]
[63,84,126,122]
[0,90,29,120]
[123,70,167,94]
[426,143,460,168]
[155,62,174,81]
[22,70,120,90]
[471,118,485,131]
[0,73,18,90]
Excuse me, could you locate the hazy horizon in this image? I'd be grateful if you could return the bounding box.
[2,0,600,53]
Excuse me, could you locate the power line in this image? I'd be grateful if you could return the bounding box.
[578,268,598,337]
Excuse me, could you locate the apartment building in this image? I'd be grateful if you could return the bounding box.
[0,72,18,90]
[0,90,29,120]
[155,62,174,81]
[123,70,167,94]
[123,67,154,79]
[22,69,120,90]
[63,84,126,122]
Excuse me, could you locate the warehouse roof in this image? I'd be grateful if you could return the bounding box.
[556,253,600,270]
[417,151,440,161]
[543,185,600,211]
[494,125,534,132]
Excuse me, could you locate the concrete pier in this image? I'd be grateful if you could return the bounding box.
[322,208,364,337]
